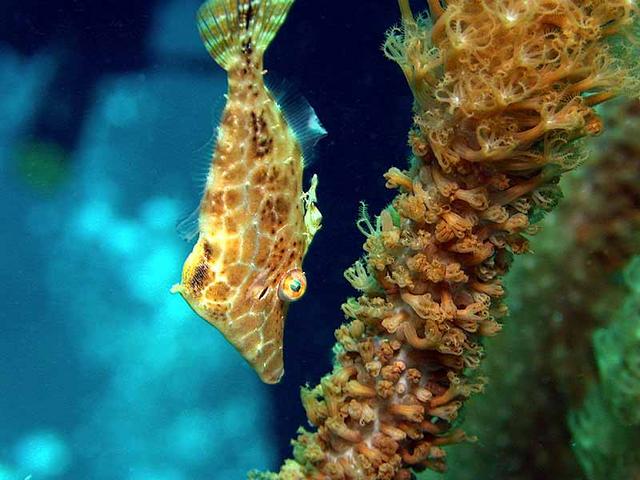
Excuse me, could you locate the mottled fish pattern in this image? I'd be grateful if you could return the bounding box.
[172,0,323,384]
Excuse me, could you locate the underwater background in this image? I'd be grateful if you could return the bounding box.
[1,1,639,479]
[0,1,410,478]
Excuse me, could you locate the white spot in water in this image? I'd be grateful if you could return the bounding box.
[13,430,71,477]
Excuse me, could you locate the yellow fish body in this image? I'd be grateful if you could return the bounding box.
[172,0,323,384]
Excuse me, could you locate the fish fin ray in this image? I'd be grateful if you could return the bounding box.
[197,0,295,71]
[182,97,226,241]
[267,78,327,167]
[176,207,200,242]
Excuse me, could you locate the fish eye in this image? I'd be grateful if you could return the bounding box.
[278,269,307,302]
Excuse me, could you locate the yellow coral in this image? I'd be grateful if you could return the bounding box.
[264,1,639,478]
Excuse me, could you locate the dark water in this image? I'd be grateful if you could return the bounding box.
[4,1,638,480]
[0,1,411,478]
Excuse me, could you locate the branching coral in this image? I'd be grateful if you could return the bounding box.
[256,1,639,478]
[544,98,640,407]
[435,97,640,480]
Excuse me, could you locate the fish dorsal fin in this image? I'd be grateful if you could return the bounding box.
[268,79,327,166]
[197,0,295,71]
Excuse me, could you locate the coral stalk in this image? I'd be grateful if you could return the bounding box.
[256,1,639,478]
[438,97,640,479]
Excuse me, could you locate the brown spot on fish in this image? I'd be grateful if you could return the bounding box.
[221,110,236,127]
[208,281,231,300]
[203,191,225,215]
[230,303,250,319]
[225,237,242,260]
[206,302,228,322]
[266,165,280,183]
[225,215,238,234]
[260,209,278,232]
[234,207,251,227]
[223,164,246,183]
[274,196,289,216]
[256,137,273,157]
[189,263,210,294]
[240,226,258,259]
[226,264,249,287]
[205,242,221,261]
[241,39,253,57]
[224,188,242,209]
[252,166,268,185]
[214,147,232,165]
[256,143,272,157]
[202,241,213,260]
[263,309,283,338]
[250,111,273,157]
[255,237,272,264]
[250,111,262,131]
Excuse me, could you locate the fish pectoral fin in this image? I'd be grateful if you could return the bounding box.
[302,173,322,252]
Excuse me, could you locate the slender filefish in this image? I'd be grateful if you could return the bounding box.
[172,0,324,384]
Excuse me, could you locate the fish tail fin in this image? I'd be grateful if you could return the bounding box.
[197,0,295,71]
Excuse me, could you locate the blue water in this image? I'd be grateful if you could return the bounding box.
[0,1,410,478]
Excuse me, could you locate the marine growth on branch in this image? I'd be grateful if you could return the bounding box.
[256,1,639,478]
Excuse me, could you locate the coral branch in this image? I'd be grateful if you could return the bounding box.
[255,1,639,478]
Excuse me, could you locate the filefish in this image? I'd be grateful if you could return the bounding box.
[172,0,324,384]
